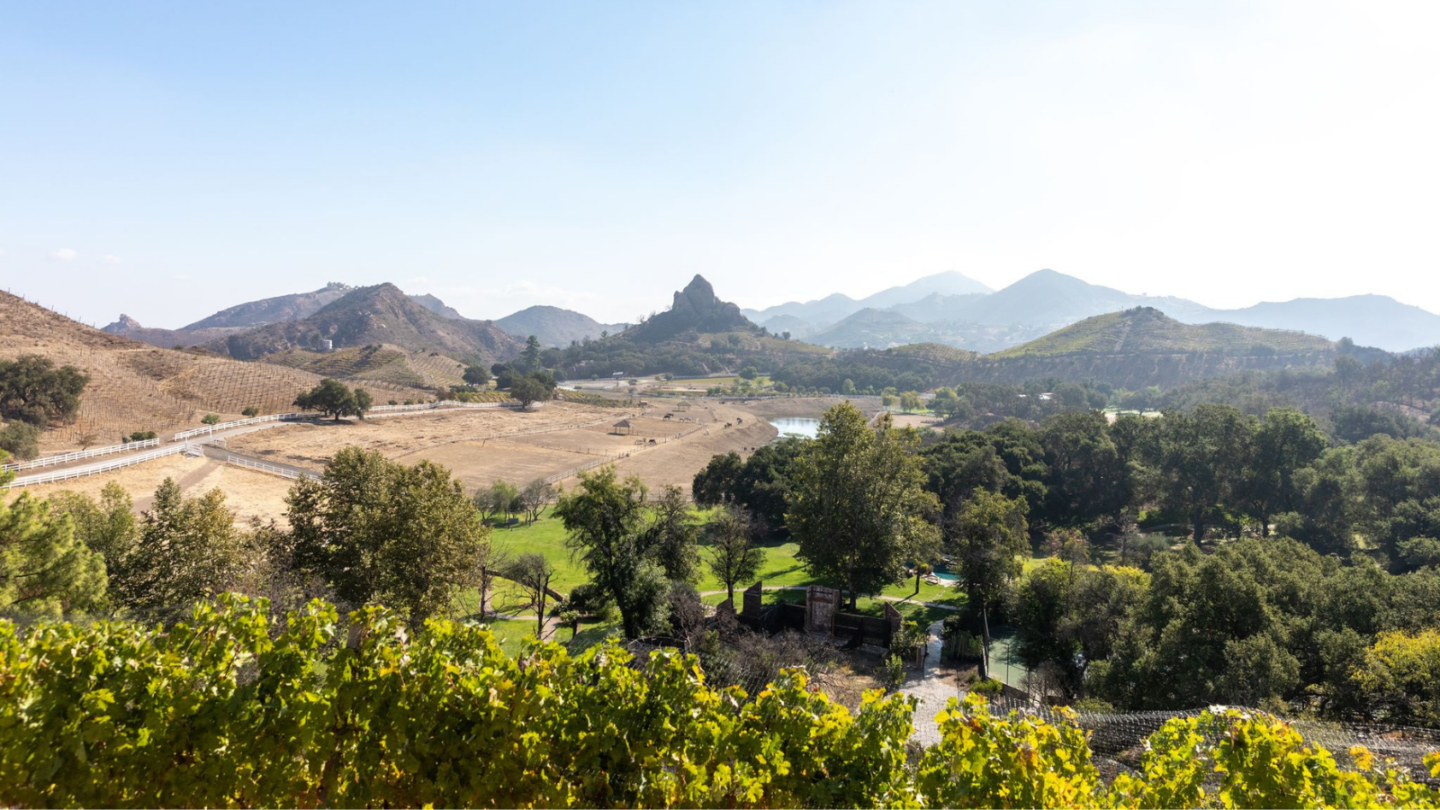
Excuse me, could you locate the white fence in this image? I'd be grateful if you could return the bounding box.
[173,413,312,441]
[224,455,321,481]
[1,438,161,472]
[4,444,189,488]
[542,452,632,485]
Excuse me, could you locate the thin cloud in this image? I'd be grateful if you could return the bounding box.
[50,248,77,261]
[104,254,123,264]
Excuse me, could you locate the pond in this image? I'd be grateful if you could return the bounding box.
[766,417,821,440]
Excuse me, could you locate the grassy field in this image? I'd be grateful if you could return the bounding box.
[470,505,971,651]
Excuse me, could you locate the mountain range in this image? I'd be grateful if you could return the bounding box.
[104,284,622,354]
[208,283,521,364]
[745,269,1440,353]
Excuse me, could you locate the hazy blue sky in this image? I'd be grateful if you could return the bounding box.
[3,1,1438,327]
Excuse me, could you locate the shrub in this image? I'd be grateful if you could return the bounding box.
[200,414,221,425]
[0,421,42,460]
[241,405,260,417]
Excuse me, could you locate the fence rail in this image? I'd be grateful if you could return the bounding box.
[3,444,189,489]
[0,438,161,472]
[224,455,321,481]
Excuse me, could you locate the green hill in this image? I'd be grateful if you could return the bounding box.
[993,307,1335,358]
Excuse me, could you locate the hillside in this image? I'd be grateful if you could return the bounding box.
[993,307,1336,357]
[495,305,626,346]
[808,308,934,348]
[210,283,522,364]
[0,291,426,452]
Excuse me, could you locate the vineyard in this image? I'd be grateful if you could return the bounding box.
[2,595,1437,809]
[264,344,469,390]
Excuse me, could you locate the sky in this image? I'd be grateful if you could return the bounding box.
[3,0,1439,328]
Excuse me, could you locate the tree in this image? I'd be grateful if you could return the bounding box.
[553,468,671,639]
[706,506,763,604]
[0,421,41,460]
[1351,629,1440,727]
[353,387,373,417]
[462,364,491,386]
[504,552,555,637]
[286,447,490,624]
[509,374,555,408]
[692,451,743,507]
[0,354,89,428]
[650,484,700,584]
[123,479,245,618]
[520,335,543,373]
[518,479,555,524]
[0,490,107,618]
[739,366,759,381]
[948,489,1028,649]
[477,480,520,523]
[1154,404,1256,543]
[293,378,369,421]
[45,483,137,613]
[787,403,940,610]
[899,391,923,413]
[1240,408,1327,535]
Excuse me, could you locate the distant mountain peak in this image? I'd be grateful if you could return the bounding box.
[628,275,753,341]
[102,314,143,333]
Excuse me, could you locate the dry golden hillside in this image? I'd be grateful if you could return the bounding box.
[0,291,429,452]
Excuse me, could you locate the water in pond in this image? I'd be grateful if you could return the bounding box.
[767,417,821,440]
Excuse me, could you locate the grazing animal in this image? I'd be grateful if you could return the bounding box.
[663,413,673,420]
[648,438,657,445]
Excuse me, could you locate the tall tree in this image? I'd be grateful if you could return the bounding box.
[46,483,137,613]
[705,506,763,604]
[0,487,107,618]
[947,489,1029,644]
[787,403,940,610]
[124,479,244,618]
[287,447,489,624]
[553,468,670,639]
[650,484,701,584]
[521,335,544,373]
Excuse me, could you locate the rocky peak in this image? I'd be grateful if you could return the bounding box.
[102,314,143,333]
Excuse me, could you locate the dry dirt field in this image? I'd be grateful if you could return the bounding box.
[6,454,294,526]
[8,399,782,524]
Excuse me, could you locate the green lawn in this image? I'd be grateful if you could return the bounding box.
[472,505,979,647]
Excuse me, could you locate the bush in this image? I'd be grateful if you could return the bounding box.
[123,430,157,443]
[200,414,221,425]
[565,582,616,621]
[883,654,907,691]
[0,421,42,460]
[2,597,1439,809]
[241,405,260,417]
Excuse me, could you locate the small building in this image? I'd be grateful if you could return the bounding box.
[320,339,334,352]
[612,419,633,435]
